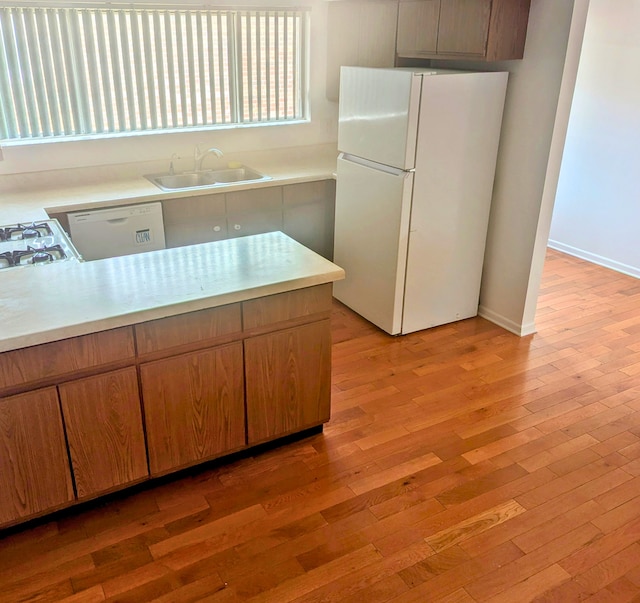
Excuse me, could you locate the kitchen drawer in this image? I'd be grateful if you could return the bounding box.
[0,328,135,392]
[242,284,333,331]
[135,303,242,355]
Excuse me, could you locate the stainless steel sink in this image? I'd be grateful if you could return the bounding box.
[145,165,271,191]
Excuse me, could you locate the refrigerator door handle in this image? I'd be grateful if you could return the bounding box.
[339,153,413,176]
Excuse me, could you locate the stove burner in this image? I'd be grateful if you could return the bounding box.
[0,251,13,268]
[12,244,67,266]
[5,222,53,241]
[22,227,40,239]
[31,251,53,263]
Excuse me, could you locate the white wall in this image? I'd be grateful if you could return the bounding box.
[0,0,338,176]
[549,0,640,278]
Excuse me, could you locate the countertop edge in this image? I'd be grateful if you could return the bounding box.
[0,270,344,353]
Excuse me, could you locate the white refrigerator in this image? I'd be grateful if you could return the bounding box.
[333,66,508,335]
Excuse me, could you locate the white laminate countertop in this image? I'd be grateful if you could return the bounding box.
[0,143,338,224]
[0,232,345,353]
[0,143,343,353]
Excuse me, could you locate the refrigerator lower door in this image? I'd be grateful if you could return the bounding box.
[333,154,414,335]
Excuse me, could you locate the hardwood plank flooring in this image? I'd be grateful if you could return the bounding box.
[1,249,640,602]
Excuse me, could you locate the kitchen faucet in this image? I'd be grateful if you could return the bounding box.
[168,153,179,175]
[194,145,223,171]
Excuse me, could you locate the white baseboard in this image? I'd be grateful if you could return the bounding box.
[478,305,536,337]
[548,240,640,279]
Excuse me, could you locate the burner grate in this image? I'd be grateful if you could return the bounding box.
[0,251,13,268]
[5,222,54,241]
[12,244,67,266]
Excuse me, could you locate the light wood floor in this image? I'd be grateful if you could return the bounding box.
[2,249,640,602]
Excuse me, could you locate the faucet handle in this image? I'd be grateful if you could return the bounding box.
[169,153,179,175]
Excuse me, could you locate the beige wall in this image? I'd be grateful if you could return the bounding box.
[434,0,589,335]
[0,0,338,176]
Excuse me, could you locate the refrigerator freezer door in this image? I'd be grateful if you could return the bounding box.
[338,67,422,170]
[333,154,414,335]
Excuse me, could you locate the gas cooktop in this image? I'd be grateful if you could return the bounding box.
[0,220,82,270]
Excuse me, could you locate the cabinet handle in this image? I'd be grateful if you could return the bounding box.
[234,224,241,230]
[213,226,221,232]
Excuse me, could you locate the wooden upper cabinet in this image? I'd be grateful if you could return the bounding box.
[0,388,74,527]
[140,342,246,476]
[396,0,440,56]
[396,0,530,61]
[59,368,148,499]
[437,0,491,56]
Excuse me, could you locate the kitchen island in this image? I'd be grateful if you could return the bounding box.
[0,232,344,529]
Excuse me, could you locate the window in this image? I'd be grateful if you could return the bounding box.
[0,4,309,142]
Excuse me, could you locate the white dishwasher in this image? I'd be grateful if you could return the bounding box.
[68,202,166,261]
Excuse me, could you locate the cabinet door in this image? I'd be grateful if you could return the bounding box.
[282,181,335,260]
[397,0,440,56]
[162,194,227,248]
[227,211,283,239]
[437,0,491,55]
[59,368,148,499]
[245,320,331,445]
[140,343,245,475]
[226,187,283,239]
[0,388,74,526]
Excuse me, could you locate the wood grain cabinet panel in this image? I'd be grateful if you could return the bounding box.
[243,284,333,332]
[0,388,74,527]
[437,0,491,55]
[245,319,331,445]
[135,303,242,356]
[282,181,336,260]
[140,343,246,475]
[59,368,148,499]
[396,0,440,55]
[162,193,227,248]
[396,0,530,61]
[0,327,134,393]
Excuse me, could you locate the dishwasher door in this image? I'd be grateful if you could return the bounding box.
[68,202,166,261]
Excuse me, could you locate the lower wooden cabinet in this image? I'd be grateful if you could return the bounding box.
[245,320,331,445]
[0,284,333,528]
[0,388,74,525]
[58,368,148,499]
[140,342,246,475]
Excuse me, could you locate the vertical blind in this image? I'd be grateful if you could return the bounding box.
[0,5,308,141]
